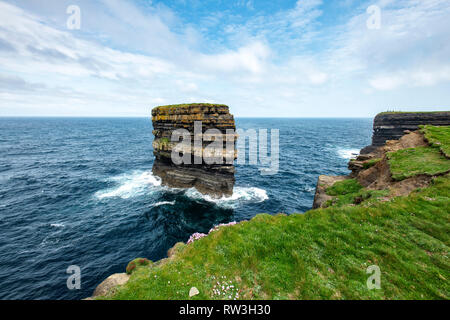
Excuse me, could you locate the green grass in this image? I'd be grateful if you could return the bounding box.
[326,179,363,196]
[387,147,450,181]
[421,125,450,158]
[324,179,388,208]
[324,189,390,208]
[378,111,450,115]
[155,103,228,109]
[102,127,450,300]
[105,175,450,300]
[159,137,170,147]
[363,158,381,169]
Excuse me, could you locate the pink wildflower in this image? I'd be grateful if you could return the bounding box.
[187,232,207,244]
[187,221,238,244]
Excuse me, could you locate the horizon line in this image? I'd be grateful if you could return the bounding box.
[0,115,375,119]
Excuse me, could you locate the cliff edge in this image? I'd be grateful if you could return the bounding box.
[89,115,449,300]
[313,112,450,209]
[361,111,450,154]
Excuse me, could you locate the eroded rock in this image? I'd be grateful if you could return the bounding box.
[91,273,130,298]
[365,111,450,151]
[313,117,447,209]
[151,103,237,198]
[312,175,348,209]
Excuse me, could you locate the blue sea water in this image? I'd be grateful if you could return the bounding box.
[0,117,372,300]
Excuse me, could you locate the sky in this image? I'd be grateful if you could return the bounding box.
[0,0,449,117]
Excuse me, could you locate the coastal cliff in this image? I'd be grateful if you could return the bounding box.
[360,111,450,154]
[90,114,450,300]
[313,111,450,209]
[151,103,237,198]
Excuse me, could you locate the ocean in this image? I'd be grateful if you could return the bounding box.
[0,117,372,299]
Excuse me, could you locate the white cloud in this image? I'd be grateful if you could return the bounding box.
[176,80,198,93]
[369,75,404,91]
[309,72,328,85]
[0,0,449,117]
[330,0,450,91]
[198,42,270,74]
[369,65,450,91]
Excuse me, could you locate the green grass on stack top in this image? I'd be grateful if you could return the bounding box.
[155,103,228,109]
[105,174,449,300]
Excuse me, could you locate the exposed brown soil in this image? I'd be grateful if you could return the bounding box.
[357,130,432,197]
[313,130,435,208]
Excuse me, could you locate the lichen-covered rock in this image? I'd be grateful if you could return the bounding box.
[91,273,130,298]
[151,103,237,198]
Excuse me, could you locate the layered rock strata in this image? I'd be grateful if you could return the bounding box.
[151,103,237,198]
[313,130,432,209]
[313,111,450,209]
[360,112,450,154]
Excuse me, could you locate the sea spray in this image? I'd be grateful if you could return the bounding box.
[185,187,268,208]
[95,170,161,200]
[336,148,360,160]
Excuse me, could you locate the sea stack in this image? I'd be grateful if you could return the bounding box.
[151,103,237,198]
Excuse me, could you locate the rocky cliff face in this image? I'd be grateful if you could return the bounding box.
[151,103,237,198]
[360,112,450,154]
[313,111,450,209]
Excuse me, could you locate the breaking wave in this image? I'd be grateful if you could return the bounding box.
[50,223,64,228]
[152,201,176,207]
[336,148,360,160]
[95,170,161,200]
[94,170,267,209]
[185,186,268,208]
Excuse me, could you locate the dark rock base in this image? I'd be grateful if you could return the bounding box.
[152,159,235,198]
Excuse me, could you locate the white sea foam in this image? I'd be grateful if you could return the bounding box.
[185,186,268,208]
[152,201,176,207]
[50,223,64,228]
[337,148,360,160]
[95,170,267,209]
[95,170,162,200]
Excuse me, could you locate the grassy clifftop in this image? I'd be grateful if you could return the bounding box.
[100,126,450,300]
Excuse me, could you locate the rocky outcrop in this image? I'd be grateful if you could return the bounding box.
[360,112,450,154]
[312,175,348,209]
[89,273,130,299]
[151,103,237,198]
[313,130,434,209]
[313,111,450,209]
